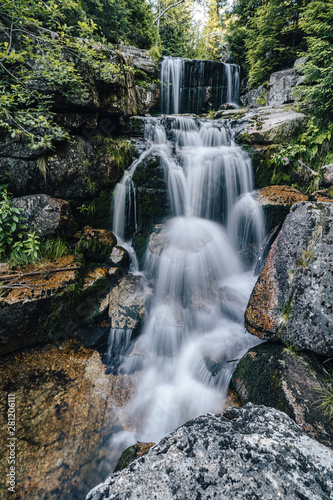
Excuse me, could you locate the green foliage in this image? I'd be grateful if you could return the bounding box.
[315,377,333,421]
[225,0,309,86]
[298,0,333,115]
[0,182,26,260]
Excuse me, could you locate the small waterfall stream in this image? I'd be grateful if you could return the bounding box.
[108,58,264,448]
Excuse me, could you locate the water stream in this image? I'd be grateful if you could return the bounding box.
[108,58,264,448]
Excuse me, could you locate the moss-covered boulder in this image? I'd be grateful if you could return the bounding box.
[76,226,117,262]
[232,343,333,448]
[114,443,155,473]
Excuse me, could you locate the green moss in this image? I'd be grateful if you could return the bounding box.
[114,446,137,473]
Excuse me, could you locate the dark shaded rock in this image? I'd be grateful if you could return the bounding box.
[293,160,320,188]
[86,404,333,500]
[321,164,333,188]
[255,185,308,230]
[232,343,333,447]
[245,202,333,356]
[108,275,152,334]
[11,194,78,239]
[108,246,129,268]
[76,226,117,262]
[130,154,169,257]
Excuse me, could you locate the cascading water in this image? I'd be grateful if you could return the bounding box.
[161,57,241,114]
[107,57,264,451]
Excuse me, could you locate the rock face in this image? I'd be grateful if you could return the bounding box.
[0,256,79,356]
[255,185,308,229]
[0,340,135,499]
[265,68,303,107]
[11,194,78,238]
[232,343,333,448]
[235,105,308,145]
[240,85,266,107]
[86,404,333,500]
[245,202,333,356]
[109,275,152,333]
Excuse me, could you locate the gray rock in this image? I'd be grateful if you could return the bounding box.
[235,105,308,145]
[265,68,303,107]
[293,160,320,188]
[232,342,333,448]
[245,202,333,356]
[147,224,167,255]
[116,45,157,75]
[86,404,333,500]
[11,194,78,239]
[108,245,129,268]
[240,85,266,107]
[109,275,152,332]
[321,164,333,188]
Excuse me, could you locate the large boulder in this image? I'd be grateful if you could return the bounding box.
[265,68,303,107]
[245,202,333,356]
[86,404,333,500]
[236,105,308,145]
[321,164,333,188]
[11,194,78,239]
[76,226,117,262]
[240,85,266,108]
[0,339,135,499]
[232,343,333,448]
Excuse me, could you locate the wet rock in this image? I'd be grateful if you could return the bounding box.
[86,404,333,500]
[76,226,117,262]
[232,343,333,448]
[321,164,333,188]
[131,154,169,235]
[109,275,152,334]
[255,185,308,229]
[0,256,80,356]
[265,68,303,107]
[11,194,78,239]
[108,246,129,268]
[147,224,167,256]
[0,340,135,499]
[245,202,333,356]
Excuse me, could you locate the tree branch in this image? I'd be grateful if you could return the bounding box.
[152,0,186,25]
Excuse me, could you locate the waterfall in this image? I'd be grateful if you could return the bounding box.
[161,57,241,114]
[160,57,184,114]
[108,58,264,446]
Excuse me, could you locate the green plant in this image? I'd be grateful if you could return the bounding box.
[315,378,333,421]
[40,236,69,260]
[297,249,314,268]
[0,183,25,260]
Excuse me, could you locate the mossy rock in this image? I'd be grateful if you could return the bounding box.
[232,342,333,447]
[114,443,155,473]
[76,226,117,262]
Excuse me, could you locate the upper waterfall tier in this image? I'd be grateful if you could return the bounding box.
[160,57,241,115]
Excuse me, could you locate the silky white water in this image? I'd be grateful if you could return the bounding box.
[109,114,264,446]
[108,58,264,449]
